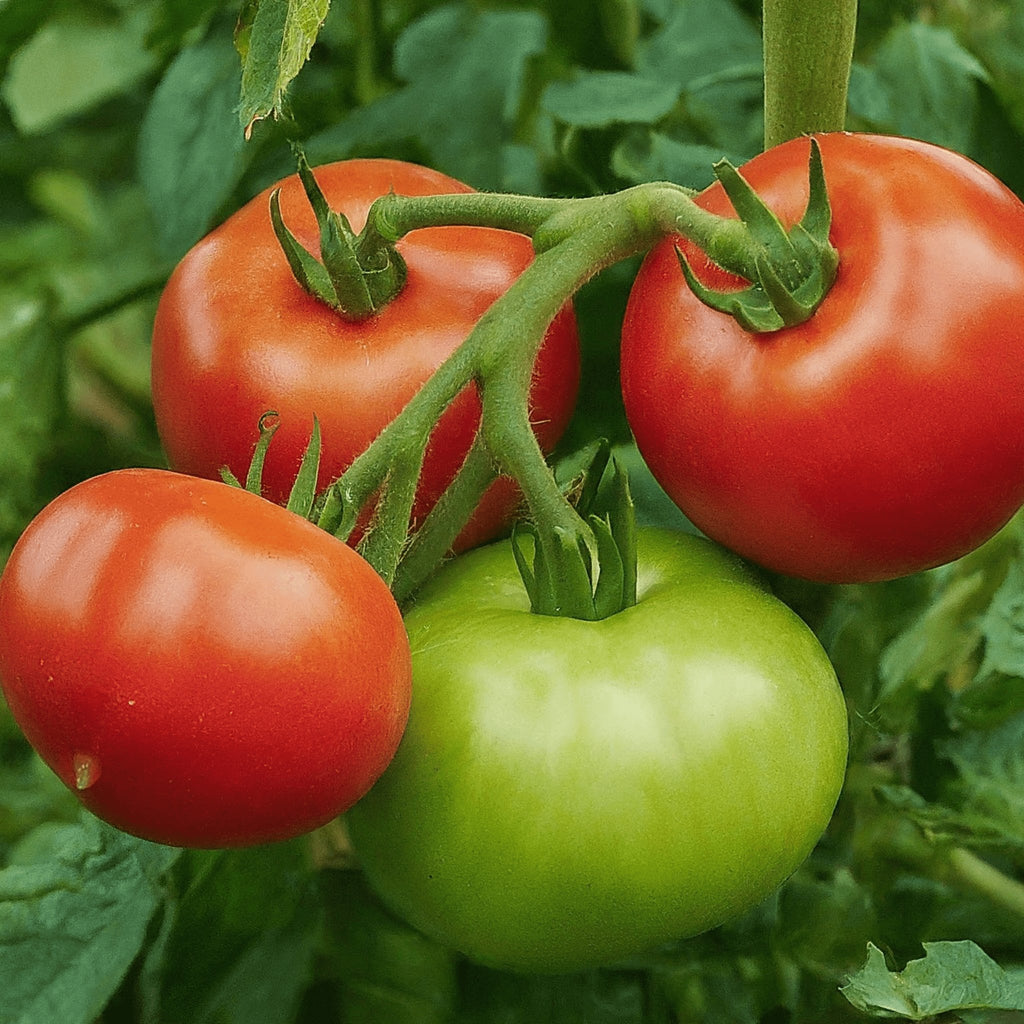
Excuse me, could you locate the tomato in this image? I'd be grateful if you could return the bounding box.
[151,158,580,551]
[346,528,848,973]
[0,469,412,848]
[621,133,1024,583]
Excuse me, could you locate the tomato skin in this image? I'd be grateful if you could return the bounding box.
[621,133,1024,583]
[346,528,848,973]
[0,469,412,848]
[151,159,580,551]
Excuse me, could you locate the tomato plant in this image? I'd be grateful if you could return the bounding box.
[346,528,849,973]
[0,469,412,849]
[621,132,1024,583]
[150,158,581,551]
[9,0,1024,1019]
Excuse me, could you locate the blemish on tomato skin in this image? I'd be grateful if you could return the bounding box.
[73,753,100,790]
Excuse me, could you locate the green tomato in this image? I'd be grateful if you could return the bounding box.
[347,528,848,973]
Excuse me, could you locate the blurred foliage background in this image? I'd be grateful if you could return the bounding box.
[1,1,1024,1021]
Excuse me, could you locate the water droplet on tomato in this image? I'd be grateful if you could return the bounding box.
[73,753,100,790]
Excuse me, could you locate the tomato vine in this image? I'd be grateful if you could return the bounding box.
[268,150,838,609]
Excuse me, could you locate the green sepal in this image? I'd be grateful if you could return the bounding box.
[590,515,625,620]
[511,523,596,619]
[510,523,537,602]
[272,146,408,321]
[681,137,839,333]
[513,447,638,621]
[243,411,281,494]
[269,188,339,306]
[285,416,322,519]
[315,482,350,540]
[712,158,796,281]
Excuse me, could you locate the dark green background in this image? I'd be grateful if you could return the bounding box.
[1,1,1024,1021]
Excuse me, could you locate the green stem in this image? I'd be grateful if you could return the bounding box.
[315,339,478,539]
[362,191,574,247]
[391,437,498,605]
[351,0,384,106]
[317,166,837,599]
[944,847,1024,920]
[761,0,857,148]
[321,184,683,597]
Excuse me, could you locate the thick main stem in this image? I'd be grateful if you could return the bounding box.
[762,0,857,148]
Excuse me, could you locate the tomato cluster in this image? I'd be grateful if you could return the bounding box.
[4,135,1024,972]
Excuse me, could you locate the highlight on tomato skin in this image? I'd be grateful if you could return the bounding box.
[0,468,413,849]
[150,157,581,554]
[621,132,1024,584]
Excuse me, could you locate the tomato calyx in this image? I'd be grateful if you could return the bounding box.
[677,138,839,333]
[221,410,325,521]
[512,444,638,621]
[270,149,407,321]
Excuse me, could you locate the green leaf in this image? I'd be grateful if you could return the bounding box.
[841,941,1024,1018]
[965,0,1024,134]
[847,62,895,128]
[0,0,51,75]
[611,131,732,189]
[138,31,250,258]
[0,816,178,1024]
[877,570,990,728]
[321,870,457,1024]
[978,557,1024,680]
[874,711,1024,855]
[2,6,159,135]
[636,0,761,87]
[874,784,1022,854]
[941,713,1024,852]
[146,0,227,56]
[857,22,990,151]
[0,287,64,565]
[0,748,79,850]
[237,0,331,132]
[955,672,1024,730]
[456,964,653,1024]
[634,0,762,155]
[542,71,681,129]
[776,868,878,979]
[140,843,319,1024]
[305,6,547,190]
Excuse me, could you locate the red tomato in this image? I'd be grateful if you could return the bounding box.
[0,469,412,848]
[151,159,580,551]
[621,132,1024,582]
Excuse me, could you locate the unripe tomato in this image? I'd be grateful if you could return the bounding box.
[347,529,848,972]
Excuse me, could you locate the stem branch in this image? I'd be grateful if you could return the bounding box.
[944,847,1024,920]
[313,158,838,601]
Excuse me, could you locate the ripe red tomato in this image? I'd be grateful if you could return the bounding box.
[0,469,412,848]
[621,133,1024,582]
[151,159,580,551]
